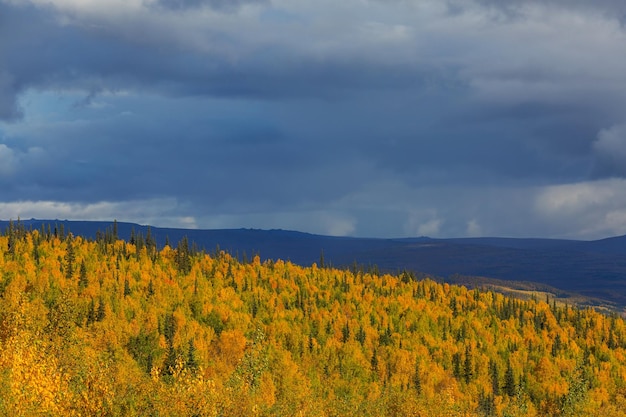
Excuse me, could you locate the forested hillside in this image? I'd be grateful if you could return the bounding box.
[1,223,625,416]
[5,219,626,309]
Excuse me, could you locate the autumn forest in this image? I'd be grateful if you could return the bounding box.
[1,222,625,416]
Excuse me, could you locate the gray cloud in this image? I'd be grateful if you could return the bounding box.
[473,0,626,14]
[2,0,626,238]
[154,0,267,12]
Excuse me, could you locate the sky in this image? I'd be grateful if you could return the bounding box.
[2,0,626,239]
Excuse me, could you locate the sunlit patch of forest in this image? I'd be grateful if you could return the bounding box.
[1,222,625,416]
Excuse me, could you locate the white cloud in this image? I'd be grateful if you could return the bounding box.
[534,180,619,215]
[0,199,198,229]
[466,219,482,237]
[604,210,626,233]
[534,178,626,238]
[417,218,442,236]
[14,0,146,14]
[404,209,443,237]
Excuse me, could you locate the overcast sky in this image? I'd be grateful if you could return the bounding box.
[2,0,626,239]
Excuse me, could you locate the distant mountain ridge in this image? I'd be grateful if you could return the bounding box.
[3,219,626,309]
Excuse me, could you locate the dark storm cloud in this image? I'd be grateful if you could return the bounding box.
[1,94,368,214]
[0,3,31,121]
[0,76,21,121]
[0,0,440,119]
[3,0,626,238]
